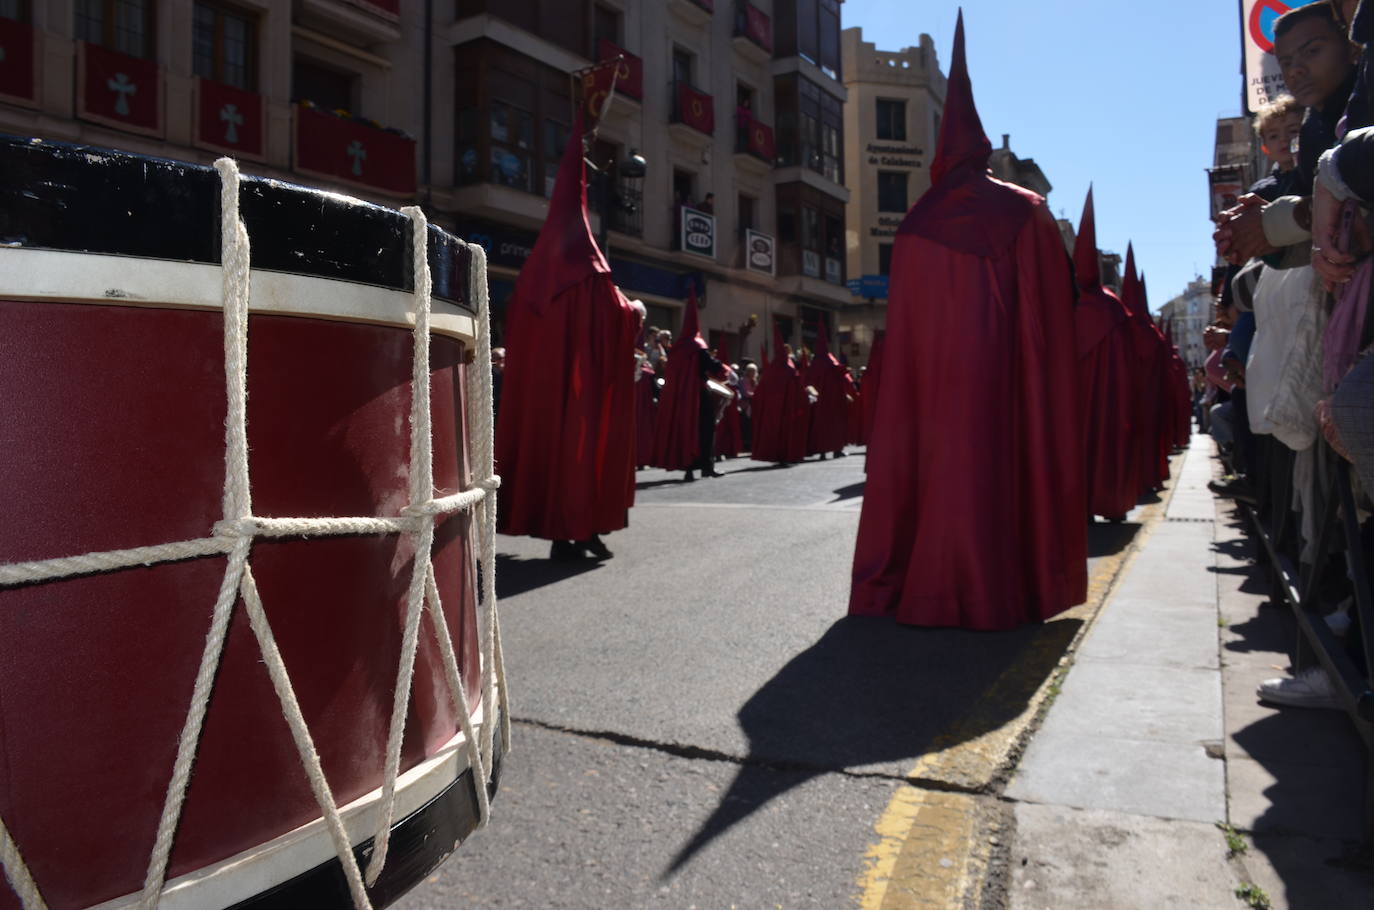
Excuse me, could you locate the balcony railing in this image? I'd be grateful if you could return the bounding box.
[670,80,714,136]
[597,38,643,101]
[733,1,773,52]
[734,110,775,163]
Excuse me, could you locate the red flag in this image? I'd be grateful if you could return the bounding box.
[194,77,266,160]
[581,58,622,129]
[77,41,163,137]
[676,82,715,135]
[0,17,38,107]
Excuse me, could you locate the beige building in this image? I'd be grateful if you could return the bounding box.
[1,0,852,361]
[838,26,944,366]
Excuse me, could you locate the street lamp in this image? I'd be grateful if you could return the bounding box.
[590,147,648,258]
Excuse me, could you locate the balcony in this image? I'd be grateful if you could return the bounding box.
[299,0,401,43]
[669,0,714,27]
[732,1,773,64]
[669,80,714,152]
[734,111,775,169]
[597,38,643,102]
[588,171,644,238]
[293,102,416,197]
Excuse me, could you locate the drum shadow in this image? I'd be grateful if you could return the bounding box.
[665,614,1081,874]
[493,553,603,599]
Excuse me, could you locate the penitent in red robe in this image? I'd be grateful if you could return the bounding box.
[860,331,886,448]
[849,12,1087,630]
[495,113,642,541]
[650,288,713,471]
[1120,250,1168,493]
[635,351,657,468]
[804,321,851,456]
[1073,187,1138,520]
[750,326,808,464]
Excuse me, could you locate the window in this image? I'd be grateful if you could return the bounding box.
[1,1,30,22]
[736,81,754,113]
[673,169,696,208]
[775,73,842,183]
[542,119,569,197]
[490,100,534,192]
[818,0,840,79]
[824,214,841,259]
[876,99,905,141]
[672,47,693,88]
[738,193,756,236]
[878,242,893,277]
[292,58,354,111]
[877,171,908,213]
[593,3,621,47]
[76,0,155,59]
[193,2,256,91]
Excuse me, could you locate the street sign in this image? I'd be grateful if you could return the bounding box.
[1241,0,1323,113]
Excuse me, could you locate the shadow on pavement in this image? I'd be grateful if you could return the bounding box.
[828,481,865,503]
[494,553,603,599]
[667,613,1081,874]
[1086,520,1140,558]
[722,462,798,475]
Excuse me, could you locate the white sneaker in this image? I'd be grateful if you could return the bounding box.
[1257,667,1341,709]
[1326,599,1353,637]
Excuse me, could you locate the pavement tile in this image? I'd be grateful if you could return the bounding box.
[1033,659,1221,743]
[1007,732,1226,822]
[1227,755,1366,839]
[1009,803,1236,910]
[1076,602,1221,670]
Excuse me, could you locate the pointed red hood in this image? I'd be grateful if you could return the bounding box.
[1073,187,1101,292]
[930,10,992,187]
[511,112,609,315]
[815,319,832,359]
[673,285,708,353]
[1120,243,1144,319]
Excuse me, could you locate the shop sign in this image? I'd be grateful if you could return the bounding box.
[745,229,775,275]
[681,206,716,259]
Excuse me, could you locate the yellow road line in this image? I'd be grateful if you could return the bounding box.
[855,469,1180,909]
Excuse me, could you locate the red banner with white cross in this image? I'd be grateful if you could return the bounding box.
[194,77,266,161]
[76,41,163,137]
[294,103,417,197]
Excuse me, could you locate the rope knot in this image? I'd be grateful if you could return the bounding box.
[213,518,258,538]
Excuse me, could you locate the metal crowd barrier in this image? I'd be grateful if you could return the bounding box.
[1242,437,1374,841]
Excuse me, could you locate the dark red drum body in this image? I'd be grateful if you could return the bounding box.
[0,137,497,909]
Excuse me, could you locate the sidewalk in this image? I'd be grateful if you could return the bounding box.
[1002,434,1374,909]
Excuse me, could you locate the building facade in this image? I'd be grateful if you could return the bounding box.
[0,0,851,361]
[838,26,943,366]
[1160,276,1213,369]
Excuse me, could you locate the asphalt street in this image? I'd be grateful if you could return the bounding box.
[393,450,1140,909]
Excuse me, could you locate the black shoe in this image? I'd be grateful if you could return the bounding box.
[580,534,612,560]
[833,450,847,458]
[1208,476,1258,505]
[683,470,696,482]
[550,540,586,561]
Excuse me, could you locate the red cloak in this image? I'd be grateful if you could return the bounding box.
[636,352,657,468]
[1072,188,1137,520]
[804,321,851,456]
[649,288,710,470]
[715,375,743,458]
[495,113,642,540]
[849,12,1087,630]
[1120,247,1167,493]
[750,325,807,464]
[860,331,886,447]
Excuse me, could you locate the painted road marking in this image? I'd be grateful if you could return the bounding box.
[855,459,1181,908]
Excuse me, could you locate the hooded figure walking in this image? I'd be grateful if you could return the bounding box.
[849,12,1088,629]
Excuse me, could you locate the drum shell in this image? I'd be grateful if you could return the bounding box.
[0,157,484,905]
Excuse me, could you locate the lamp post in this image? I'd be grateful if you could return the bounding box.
[589,147,647,259]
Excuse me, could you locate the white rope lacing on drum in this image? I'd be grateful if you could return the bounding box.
[0,160,507,910]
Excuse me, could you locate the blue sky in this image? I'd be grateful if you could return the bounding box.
[842,1,1245,311]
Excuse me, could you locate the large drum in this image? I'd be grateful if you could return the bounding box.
[0,137,504,909]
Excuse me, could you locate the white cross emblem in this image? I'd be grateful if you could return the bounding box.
[220,103,243,144]
[347,139,367,176]
[107,72,137,116]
